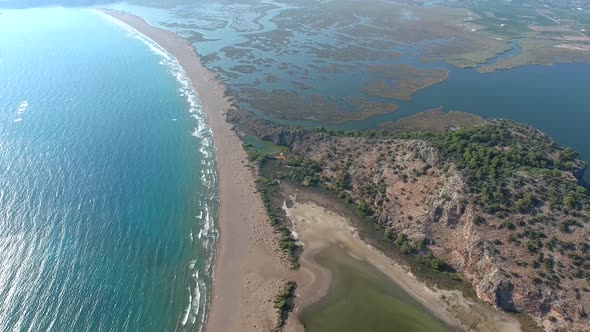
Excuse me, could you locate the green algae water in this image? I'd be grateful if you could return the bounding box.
[300,247,453,332]
[0,8,217,331]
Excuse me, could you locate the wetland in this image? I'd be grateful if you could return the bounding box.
[109,0,590,182]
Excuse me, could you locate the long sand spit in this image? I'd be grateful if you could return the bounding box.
[284,194,523,332]
[99,9,289,332]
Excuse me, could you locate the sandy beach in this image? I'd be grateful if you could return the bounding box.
[99,9,288,332]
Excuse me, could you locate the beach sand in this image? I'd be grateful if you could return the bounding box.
[284,195,523,332]
[99,10,288,332]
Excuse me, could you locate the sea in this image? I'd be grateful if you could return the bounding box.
[0,8,217,332]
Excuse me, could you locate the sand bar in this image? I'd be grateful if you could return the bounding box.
[285,196,522,332]
[99,9,288,332]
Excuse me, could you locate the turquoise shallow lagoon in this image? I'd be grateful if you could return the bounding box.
[0,8,216,331]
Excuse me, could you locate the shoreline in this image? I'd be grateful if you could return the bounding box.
[99,9,288,332]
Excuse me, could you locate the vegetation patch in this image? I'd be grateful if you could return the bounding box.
[256,177,300,268]
[274,281,297,330]
[243,139,300,267]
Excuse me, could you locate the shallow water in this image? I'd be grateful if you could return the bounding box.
[0,8,217,331]
[300,247,453,332]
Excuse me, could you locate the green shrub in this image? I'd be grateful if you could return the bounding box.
[429,254,447,271]
[400,243,413,255]
[274,281,297,328]
[395,233,408,247]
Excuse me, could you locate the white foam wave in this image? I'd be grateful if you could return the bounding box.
[13,100,29,122]
[193,277,202,324]
[180,287,192,326]
[98,12,173,63]
[201,209,211,236]
[188,259,197,270]
[181,269,206,327]
[17,101,28,114]
[96,11,220,331]
[95,11,214,140]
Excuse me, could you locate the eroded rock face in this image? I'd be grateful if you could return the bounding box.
[283,122,590,331]
[476,270,517,312]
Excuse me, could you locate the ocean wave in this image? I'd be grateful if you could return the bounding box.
[201,206,211,237]
[13,100,29,122]
[96,11,220,332]
[95,11,214,141]
[192,275,202,326]
[181,269,205,327]
[180,287,192,326]
[97,12,173,63]
[17,101,29,114]
[188,259,197,270]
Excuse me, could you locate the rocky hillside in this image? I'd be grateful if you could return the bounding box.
[272,120,590,331]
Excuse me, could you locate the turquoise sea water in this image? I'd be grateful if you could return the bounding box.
[0,8,217,331]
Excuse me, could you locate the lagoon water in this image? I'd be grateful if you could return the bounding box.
[347,62,590,183]
[107,1,590,182]
[300,247,453,332]
[0,8,217,331]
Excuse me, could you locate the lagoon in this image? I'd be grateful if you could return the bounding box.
[108,2,590,181]
[300,247,453,332]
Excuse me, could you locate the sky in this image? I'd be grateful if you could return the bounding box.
[0,0,206,8]
[0,0,117,8]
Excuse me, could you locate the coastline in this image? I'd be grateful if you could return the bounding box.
[99,9,288,332]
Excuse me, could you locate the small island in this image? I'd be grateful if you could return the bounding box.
[364,64,449,101]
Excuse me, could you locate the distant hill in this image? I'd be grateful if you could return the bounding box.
[0,0,199,9]
[240,111,590,331]
[0,0,115,9]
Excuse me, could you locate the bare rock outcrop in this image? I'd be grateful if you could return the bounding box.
[283,120,590,331]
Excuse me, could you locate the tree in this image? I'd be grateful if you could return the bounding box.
[564,195,576,209]
[395,233,407,246]
[429,254,446,271]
